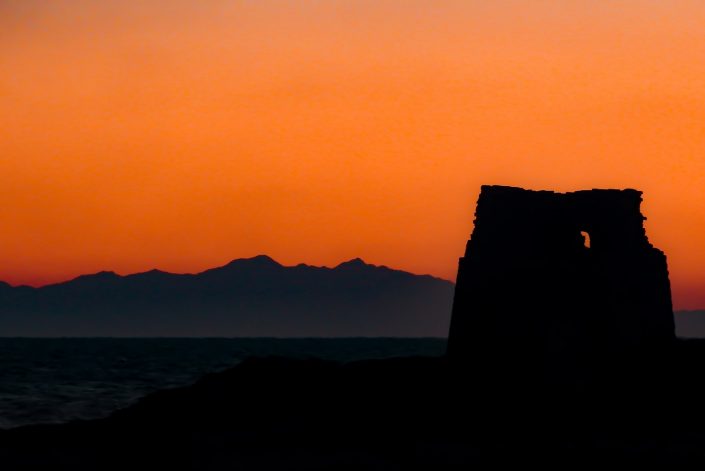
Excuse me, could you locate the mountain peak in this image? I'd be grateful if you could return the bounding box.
[126,268,171,280]
[67,271,121,285]
[335,258,371,269]
[223,255,282,268]
[81,270,119,279]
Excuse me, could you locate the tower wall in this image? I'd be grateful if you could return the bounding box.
[447,185,675,373]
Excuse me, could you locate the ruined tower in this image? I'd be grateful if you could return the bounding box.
[447,186,675,372]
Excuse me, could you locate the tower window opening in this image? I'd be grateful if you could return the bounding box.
[580,231,591,249]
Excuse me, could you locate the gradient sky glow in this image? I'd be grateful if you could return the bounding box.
[2,1,705,308]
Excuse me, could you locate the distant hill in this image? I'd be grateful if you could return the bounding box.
[0,256,455,337]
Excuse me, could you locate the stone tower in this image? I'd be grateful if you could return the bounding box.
[447,185,675,371]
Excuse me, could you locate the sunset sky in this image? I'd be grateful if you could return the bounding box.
[2,1,705,309]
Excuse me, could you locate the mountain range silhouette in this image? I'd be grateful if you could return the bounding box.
[0,256,454,337]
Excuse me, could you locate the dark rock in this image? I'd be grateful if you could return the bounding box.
[3,347,705,470]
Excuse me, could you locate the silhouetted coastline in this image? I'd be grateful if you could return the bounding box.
[0,338,446,429]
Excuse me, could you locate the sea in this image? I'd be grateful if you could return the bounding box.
[0,338,446,429]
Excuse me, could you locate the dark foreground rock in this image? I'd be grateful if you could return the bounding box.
[2,341,705,469]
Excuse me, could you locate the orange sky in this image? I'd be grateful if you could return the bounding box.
[2,1,705,309]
